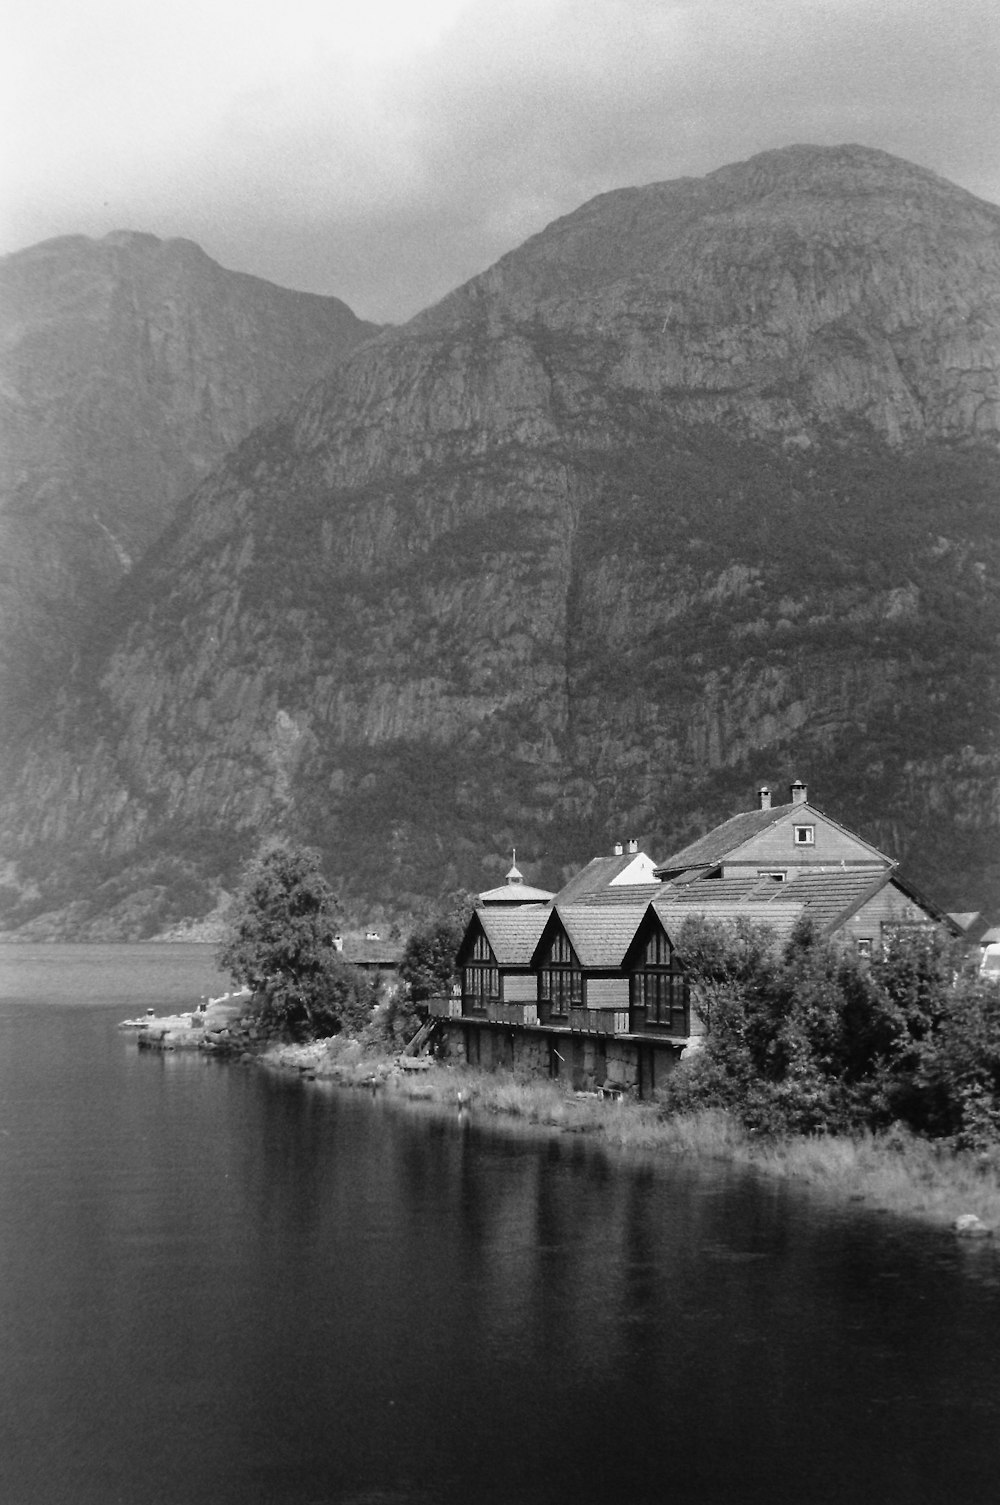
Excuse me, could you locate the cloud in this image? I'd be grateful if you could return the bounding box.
[3,0,998,321]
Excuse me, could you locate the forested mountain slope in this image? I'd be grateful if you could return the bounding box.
[2,146,998,937]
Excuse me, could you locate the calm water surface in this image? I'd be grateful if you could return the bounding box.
[2,945,1000,1504]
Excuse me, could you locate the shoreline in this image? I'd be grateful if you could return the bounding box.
[260,1037,1000,1239]
[126,1013,1000,1239]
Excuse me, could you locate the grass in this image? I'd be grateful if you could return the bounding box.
[261,1040,1000,1234]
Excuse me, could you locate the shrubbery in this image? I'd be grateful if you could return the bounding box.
[665,916,1000,1146]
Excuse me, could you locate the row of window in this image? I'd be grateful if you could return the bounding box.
[462,963,688,1023]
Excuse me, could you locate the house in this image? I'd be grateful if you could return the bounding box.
[439,898,699,1095]
[653,782,959,955]
[655,781,892,884]
[334,932,405,994]
[423,780,957,1096]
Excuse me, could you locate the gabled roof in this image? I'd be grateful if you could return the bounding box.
[536,903,649,968]
[473,907,550,965]
[656,800,892,873]
[657,806,791,871]
[553,851,658,905]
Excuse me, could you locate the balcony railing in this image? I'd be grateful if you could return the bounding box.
[434,996,684,1040]
[569,1008,630,1036]
[460,1000,539,1026]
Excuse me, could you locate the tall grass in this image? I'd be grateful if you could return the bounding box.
[263,1043,1000,1231]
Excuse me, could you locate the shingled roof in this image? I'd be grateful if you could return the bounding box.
[547,903,651,967]
[656,805,798,871]
[652,867,958,942]
[475,907,550,965]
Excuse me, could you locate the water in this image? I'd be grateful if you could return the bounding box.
[2,946,1000,1504]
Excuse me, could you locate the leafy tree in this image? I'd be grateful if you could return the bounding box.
[218,838,374,1036]
[400,890,476,1003]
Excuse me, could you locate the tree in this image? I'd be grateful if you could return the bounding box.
[217,838,374,1036]
[399,890,476,1003]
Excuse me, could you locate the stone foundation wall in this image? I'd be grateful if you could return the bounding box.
[432,1022,683,1098]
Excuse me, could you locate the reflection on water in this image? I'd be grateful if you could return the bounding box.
[1,948,1000,1504]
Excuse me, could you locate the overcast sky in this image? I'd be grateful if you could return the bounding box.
[4,0,998,323]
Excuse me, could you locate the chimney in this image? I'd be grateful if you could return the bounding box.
[627,838,638,854]
[757,785,771,811]
[333,934,343,953]
[613,841,623,856]
[790,779,808,805]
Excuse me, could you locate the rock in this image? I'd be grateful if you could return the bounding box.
[953,1213,993,1238]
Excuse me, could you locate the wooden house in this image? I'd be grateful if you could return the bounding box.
[437,900,696,1095]
[655,781,892,884]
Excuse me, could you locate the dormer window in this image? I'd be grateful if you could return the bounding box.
[793,825,815,846]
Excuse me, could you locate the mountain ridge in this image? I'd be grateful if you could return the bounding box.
[1,145,998,938]
[0,230,381,733]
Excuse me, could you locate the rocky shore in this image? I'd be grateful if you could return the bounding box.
[131,994,249,1051]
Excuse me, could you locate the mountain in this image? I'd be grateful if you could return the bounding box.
[0,231,380,731]
[1,145,998,938]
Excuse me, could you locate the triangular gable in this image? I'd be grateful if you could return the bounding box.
[476,906,550,965]
[657,800,892,874]
[621,903,679,971]
[537,903,649,969]
[457,911,495,969]
[609,852,659,886]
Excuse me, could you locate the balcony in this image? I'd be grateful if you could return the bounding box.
[569,1008,630,1036]
[457,999,540,1026]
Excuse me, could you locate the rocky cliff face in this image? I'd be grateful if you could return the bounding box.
[2,147,998,937]
[0,231,379,728]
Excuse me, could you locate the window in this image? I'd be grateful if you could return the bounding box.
[538,931,581,1018]
[856,938,872,957]
[758,870,787,882]
[793,825,815,845]
[462,931,498,1011]
[630,930,688,1031]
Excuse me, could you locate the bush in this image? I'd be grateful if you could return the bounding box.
[663,917,992,1141]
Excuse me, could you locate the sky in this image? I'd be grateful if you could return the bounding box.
[3,0,999,323]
